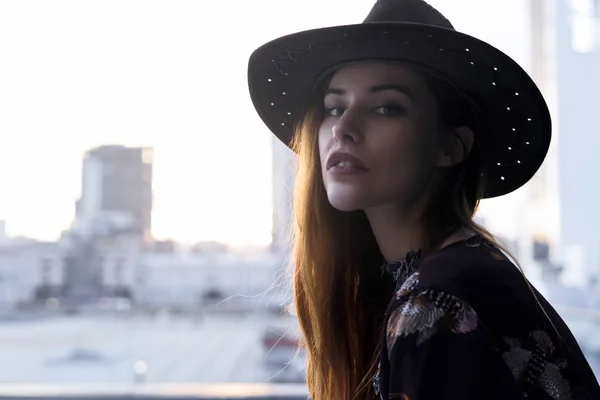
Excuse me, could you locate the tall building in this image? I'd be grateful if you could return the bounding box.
[556,0,600,286]
[61,145,152,301]
[74,145,153,240]
[510,0,562,279]
[271,137,296,256]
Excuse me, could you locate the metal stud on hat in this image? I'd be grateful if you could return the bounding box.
[247,0,551,199]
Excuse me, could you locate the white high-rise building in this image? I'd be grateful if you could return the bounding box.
[512,0,561,277]
[555,0,600,286]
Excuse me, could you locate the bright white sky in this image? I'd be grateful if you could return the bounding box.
[0,0,532,246]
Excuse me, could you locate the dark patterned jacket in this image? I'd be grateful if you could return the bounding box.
[375,235,600,400]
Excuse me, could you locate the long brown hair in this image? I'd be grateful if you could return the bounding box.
[288,66,511,400]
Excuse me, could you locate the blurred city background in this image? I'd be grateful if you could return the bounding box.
[0,0,598,397]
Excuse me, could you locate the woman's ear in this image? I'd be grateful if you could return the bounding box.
[437,126,474,167]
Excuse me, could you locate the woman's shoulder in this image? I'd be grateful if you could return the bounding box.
[408,234,560,340]
[386,235,527,348]
[385,235,600,399]
[415,234,528,307]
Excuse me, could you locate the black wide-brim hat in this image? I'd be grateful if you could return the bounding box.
[247,0,551,199]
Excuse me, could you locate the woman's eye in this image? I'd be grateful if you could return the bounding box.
[325,107,344,117]
[375,105,404,116]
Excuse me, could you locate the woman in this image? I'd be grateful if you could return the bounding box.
[248,0,600,399]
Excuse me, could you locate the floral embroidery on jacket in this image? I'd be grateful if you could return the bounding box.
[394,271,420,299]
[373,362,382,398]
[385,272,478,355]
[502,330,572,400]
[381,249,422,285]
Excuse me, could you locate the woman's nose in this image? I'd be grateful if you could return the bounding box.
[332,109,363,143]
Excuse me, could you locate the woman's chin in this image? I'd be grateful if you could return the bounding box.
[327,196,368,212]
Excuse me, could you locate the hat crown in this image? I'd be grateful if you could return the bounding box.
[363,0,454,30]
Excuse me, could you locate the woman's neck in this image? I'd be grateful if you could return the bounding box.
[365,203,424,262]
[365,203,474,262]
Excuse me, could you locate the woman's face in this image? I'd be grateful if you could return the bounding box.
[318,61,449,212]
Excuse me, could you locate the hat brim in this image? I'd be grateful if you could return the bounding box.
[248,22,551,199]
